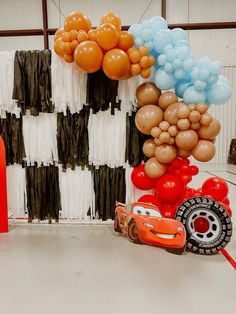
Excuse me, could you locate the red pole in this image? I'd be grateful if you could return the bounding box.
[0,136,8,233]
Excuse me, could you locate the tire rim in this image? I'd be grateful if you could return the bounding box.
[186,208,222,243]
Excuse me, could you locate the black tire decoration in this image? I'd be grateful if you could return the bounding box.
[175,196,232,255]
[127,220,142,244]
[114,214,122,233]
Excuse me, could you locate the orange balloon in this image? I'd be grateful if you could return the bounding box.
[117,31,134,51]
[64,11,92,32]
[62,32,71,42]
[148,55,155,66]
[140,68,151,79]
[64,54,74,63]
[77,30,89,43]
[97,23,120,50]
[54,38,65,56]
[130,63,141,76]
[100,12,121,31]
[87,29,98,42]
[64,42,73,54]
[102,49,130,80]
[139,56,150,69]
[139,46,149,56]
[74,41,103,73]
[54,28,65,41]
[69,30,78,41]
[70,40,79,51]
[127,47,141,63]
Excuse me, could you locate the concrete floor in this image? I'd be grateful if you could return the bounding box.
[1,166,236,314]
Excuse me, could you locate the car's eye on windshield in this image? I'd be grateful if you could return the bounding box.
[133,206,162,218]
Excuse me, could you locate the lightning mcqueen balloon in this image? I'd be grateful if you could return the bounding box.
[114,202,186,254]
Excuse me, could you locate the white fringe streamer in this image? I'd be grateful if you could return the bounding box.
[22,111,58,165]
[118,76,139,115]
[51,51,87,114]
[59,166,95,220]
[88,108,127,167]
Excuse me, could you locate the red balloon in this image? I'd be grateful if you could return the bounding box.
[155,174,185,204]
[185,187,196,198]
[138,195,161,208]
[190,165,199,176]
[202,177,229,201]
[161,205,176,219]
[179,174,192,185]
[174,169,180,177]
[171,158,181,168]
[222,197,230,206]
[131,164,156,190]
[180,158,190,166]
[180,164,190,174]
[166,166,175,174]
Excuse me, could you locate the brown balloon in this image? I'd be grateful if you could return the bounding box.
[168,125,178,137]
[136,82,161,107]
[144,157,166,178]
[155,144,177,164]
[198,118,221,140]
[175,130,198,150]
[151,127,162,138]
[159,121,170,131]
[191,122,201,130]
[189,110,201,123]
[168,137,175,145]
[158,91,178,110]
[177,118,190,131]
[164,102,181,125]
[135,105,163,135]
[196,103,208,114]
[210,138,216,144]
[142,139,156,158]
[159,131,170,143]
[191,140,216,162]
[154,138,162,146]
[200,113,213,126]
[177,104,190,119]
[189,104,196,111]
[177,148,191,158]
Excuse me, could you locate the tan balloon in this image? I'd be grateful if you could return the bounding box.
[159,121,170,131]
[191,140,216,162]
[159,131,170,143]
[142,139,156,158]
[151,127,162,138]
[189,110,201,123]
[154,138,162,146]
[198,118,221,140]
[191,122,201,130]
[168,125,178,137]
[164,102,181,125]
[135,105,164,135]
[189,104,196,111]
[155,145,177,164]
[158,91,178,111]
[200,113,213,126]
[175,130,198,150]
[168,137,175,145]
[177,104,190,119]
[196,103,208,114]
[177,148,191,158]
[136,82,161,107]
[210,138,216,144]
[144,157,166,178]
[177,118,190,131]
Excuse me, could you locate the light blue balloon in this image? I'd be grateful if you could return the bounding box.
[144,40,154,50]
[218,75,229,85]
[134,37,144,47]
[172,58,183,70]
[198,56,212,68]
[191,67,199,80]
[183,58,195,71]
[209,61,222,75]
[164,62,174,73]
[207,75,218,85]
[175,46,191,60]
[175,79,191,98]
[157,54,167,65]
[163,44,173,54]
[150,16,168,31]
[142,20,151,29]
[175,40,190,48]
[167,49,177,62]
[153,29,173,53]
[128,24,143,37]
[206,81,231,104]
[171,28,187,42]
[174,68,186,79]
[198,68,210,81]
[194,79,207,91]
[141,28,153,41]
[155,67,176,90]
[183,86,206,104]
